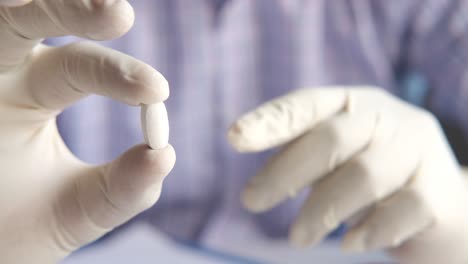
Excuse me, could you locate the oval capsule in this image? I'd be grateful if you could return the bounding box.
[141,102,169,149]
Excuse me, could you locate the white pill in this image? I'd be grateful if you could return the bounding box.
[141,102,169,149]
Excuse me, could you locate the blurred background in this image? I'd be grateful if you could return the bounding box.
[50,0,467,263]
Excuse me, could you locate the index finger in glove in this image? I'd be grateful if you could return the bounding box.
[228,88,349,152]
[25,42,169,110]
[227,88,388,153]
[0,0,134,71]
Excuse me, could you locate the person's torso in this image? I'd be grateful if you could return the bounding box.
[54,0,414,242]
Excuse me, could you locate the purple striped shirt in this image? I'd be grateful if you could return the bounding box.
[49,0,468,243]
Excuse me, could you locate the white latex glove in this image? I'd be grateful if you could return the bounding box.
[0,1,175,263]
[228,87,468,264]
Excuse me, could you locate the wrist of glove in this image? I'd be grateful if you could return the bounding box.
[228,87,468,264]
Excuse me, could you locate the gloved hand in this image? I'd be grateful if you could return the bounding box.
[0,0,175,263]
[228,87,468,264]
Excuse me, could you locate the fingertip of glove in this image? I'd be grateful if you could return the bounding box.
[241,185,270,213]
[139,144,176,178]
[104,59,169,105]
[227,121,254,153]
[341,228,367,253]
[119,144,176,184]
[289,225,312,248]
[227,122,243,150]
[137,66,170,104]
[81,0,135,40]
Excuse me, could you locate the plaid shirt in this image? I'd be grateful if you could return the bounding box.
[51,0,468,242]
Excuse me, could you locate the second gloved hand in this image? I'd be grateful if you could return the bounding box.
[228,87,468,264]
